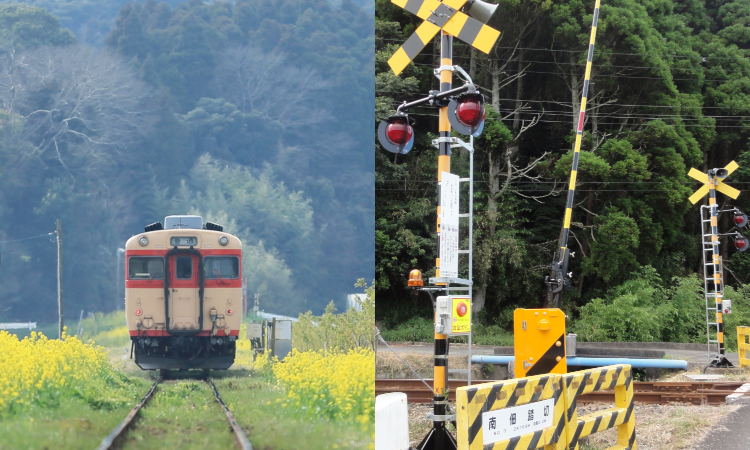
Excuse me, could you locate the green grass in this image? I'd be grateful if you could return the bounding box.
[119,378,238,449]
[0,369,372,449]
[380,316,514,346]
[213,374,373,449]
[0,376,152,450]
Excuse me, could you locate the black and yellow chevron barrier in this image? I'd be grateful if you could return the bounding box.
[561,365,636,450]
[456,365,636,450]
[739,327,750,368]
[456,373,567,450]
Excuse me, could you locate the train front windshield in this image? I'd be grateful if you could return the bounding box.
[203,256,239,279]
[129,257,164,279]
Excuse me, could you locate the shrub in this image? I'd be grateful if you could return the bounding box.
[293,279,375,352]
[572,267,705,343]
[77,310,126,341]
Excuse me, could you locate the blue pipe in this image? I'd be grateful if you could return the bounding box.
[471,355,687,370]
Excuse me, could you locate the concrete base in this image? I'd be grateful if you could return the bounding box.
[704,367,747,375]
[375,393,409,450]
[726,384,750,405]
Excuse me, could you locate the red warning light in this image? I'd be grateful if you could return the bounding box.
[734,213,748,228]
[385,120,413,146]
[456,99,483,127]
[456,302,468,317]
[135,309,142,316]
[226,308,233,315]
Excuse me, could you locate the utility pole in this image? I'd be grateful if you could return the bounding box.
[116,248,125,310]
[57,219,64,339]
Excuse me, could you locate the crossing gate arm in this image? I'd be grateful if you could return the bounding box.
[739,327,750,368]
[456,373,567,450]
[562,364,636,450]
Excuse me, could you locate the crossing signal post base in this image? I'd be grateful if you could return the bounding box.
[415,423,457,450]
[709,356,734,368]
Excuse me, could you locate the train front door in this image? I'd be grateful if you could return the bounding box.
[168,254,200,331]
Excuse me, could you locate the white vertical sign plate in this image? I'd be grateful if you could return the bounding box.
[482,398,554,445]
[439,171,459,279]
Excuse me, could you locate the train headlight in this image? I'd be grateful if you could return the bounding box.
[219,236,229,246]
[139,236,148,246]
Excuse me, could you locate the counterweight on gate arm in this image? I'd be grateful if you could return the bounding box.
[545,0,601,308]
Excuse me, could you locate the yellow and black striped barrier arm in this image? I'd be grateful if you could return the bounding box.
[388,0,500,75]
[456,373,567,450]
[561,365,636,450]
[553,0,600,307]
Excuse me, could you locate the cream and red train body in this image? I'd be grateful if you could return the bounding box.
[125,215,242,370]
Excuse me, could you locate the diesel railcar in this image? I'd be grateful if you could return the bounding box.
[125,215,242,370]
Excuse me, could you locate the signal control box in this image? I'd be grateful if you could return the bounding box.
[514,308,567,378]
[723,299,732,314]
[435,296,471,336]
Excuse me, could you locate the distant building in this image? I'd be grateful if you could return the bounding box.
[347,293,367,312]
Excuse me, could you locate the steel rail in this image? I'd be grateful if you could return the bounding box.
[96,378,161,450]
[376,379,747,405]
[208,378,253,450]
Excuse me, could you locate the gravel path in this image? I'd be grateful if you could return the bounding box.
[407,401,740,450]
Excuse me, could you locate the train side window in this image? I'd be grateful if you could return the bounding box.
[204,256,239,279]
[128,257,164,280]
[175,255,193,279]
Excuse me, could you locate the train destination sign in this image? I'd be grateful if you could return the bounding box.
[170,236,198,247]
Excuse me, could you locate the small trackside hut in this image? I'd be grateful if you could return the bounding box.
[125,215,242,370]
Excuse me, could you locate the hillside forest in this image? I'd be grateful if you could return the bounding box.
[0,0,374,322]
[376,0,750,344]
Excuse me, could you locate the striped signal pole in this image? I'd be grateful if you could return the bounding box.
[688,162,739,367]
[548,0,601,308]
[420,30,456,450]
[707,176,733,367]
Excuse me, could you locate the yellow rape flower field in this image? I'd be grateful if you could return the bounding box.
[0,328,134,416]
[0,308,375,450]
[273,348,374,424]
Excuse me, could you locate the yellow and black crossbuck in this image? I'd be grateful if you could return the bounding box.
[688,161,740,204]
[388,0,501,75]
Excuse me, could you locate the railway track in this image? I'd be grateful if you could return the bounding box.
[96,376,252,450]
[376,378,748,405]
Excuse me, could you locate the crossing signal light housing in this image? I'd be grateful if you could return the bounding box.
[378,114,414,154]
[448,91,486,137]
[711,168,729,180]
[733,212,748,228]
[463,0,500,24]
[734,236,749,252]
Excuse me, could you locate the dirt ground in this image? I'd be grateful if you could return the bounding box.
[407,401,740,450]
[405,364,750,450]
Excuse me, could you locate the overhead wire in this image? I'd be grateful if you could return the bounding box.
[380,38,750,62]
[0,231,56,245]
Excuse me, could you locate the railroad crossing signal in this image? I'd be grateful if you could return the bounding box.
[688,161,740,204]
[387,0,501,75]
